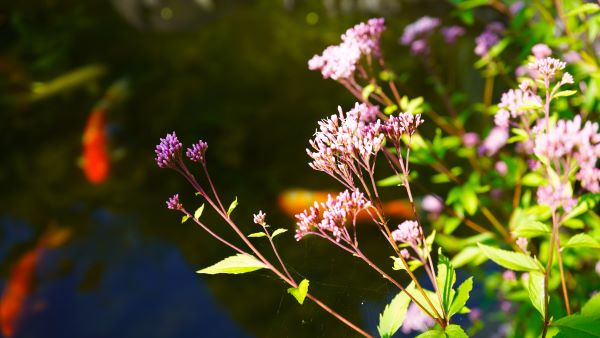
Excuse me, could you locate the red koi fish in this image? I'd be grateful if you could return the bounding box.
[81,79,128,184]
[0,227,71,338]
[278,189,414,221]
[82,109,109,183]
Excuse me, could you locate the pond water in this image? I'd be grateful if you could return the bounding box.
[0,1,484,337]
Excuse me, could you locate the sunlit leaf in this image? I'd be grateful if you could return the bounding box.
[287,279,309,305]
[377,288,411,338]
[248,232,267,238]
[271,228,288,239]
[513,221,550,238]
[563,233,600,249]
[582,292,600,320]
[527,271,545,317]
[553,314,600,337]
[477,243,541,271]
[197,253,267,275]
[553,90,577,99]
[194,204,205,220]
[437,250,456,314]
[521,173,546,187]
[449,277,473,318]
[181,215,190,223]
[227,197,238,217]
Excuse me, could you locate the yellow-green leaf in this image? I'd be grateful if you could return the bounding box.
[194,204,205,220]
[227,197,238,217]
[527,271,545,318]
[197,253,267,275]
[271,228,288,239]
[377,288,412,338]
[287,279,309,305]
[477,243,541,272]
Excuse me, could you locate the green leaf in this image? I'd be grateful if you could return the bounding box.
[407,283,443,319]
[527,271,545,318]
[377,289,411,338]
[563,233,600,249]
[377,175,402,187]
[582,292,600,320]
[287,279,309,305]
[553,90,577,99]
[553,314,600,337]
[271,228,288,239]
[445,324,468,338]
[437,250,456,314]
[362,83,377,100]
[451,246,482,268]
[477,243,541,271]
[197,253,267,275]
[248,232,267,238]
[227,197,238,217]
[513,221,550,238]
[194,204,205,220]
[416,329,445,338]
[566,3,600,16]
[460,188,478,216]
[181,215,190,223]
[384,104,398,115]
[562,193,600,223]
[449,277,473,318]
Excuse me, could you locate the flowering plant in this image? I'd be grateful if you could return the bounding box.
[156,1,600,337]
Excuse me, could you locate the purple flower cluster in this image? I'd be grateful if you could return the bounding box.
[155,132,183,168]
[528,57,566,80]
[400,16,440,55]
[441,25,465,44]
[307,103,385,185]
[294,189,371,242]
[166,194,182,210]
[531,44,552,59]
[493,88,542,128]
[474,22,504,57]
[186,140,208,163]
[391,220,420,244]
[536,182,577,212]
[308,18,385,80]
[480,126,509,156]
[534,115,600,193]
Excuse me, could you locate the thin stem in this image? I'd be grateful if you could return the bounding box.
[555,230,571,315]
[480,206,512,242]
[305,294,372,338]
[182,209,245,254]
[542,211,558,338]
[202,162,226,213]
[264,226,293,281]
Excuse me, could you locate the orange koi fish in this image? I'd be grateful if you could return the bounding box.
[0,227,71,338]
[278,189,414,221]
[81,79,128,184]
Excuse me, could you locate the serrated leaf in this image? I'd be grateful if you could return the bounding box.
[194,204,205,220]
[553,90,577,98]
[527,271,545,317]
[445,324,468,338]
[227,197,238,217]
[407,283,443,319]
[248,232,267,238]
[513,221,550,238]
[287,279,309,305]
[377,289,411,338]
[437,250,456,314]
[563,233,600,249]
[181,215,190,223]
[562,193,600,223]
[449,277,473,318]
[416,329,445,338]
[271,228,288,239]
[477,243,541,271]
[197,253,267,275]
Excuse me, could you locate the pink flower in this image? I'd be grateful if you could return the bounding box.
[441,25,465,44]
[401,302,436,334]
[494,88,542,128]
[475,22,503,56]
[422,195,444,214]
[495,161,508,176]
[516,237,528,252]
[480,127,508,156]
[531,44,552,59]
[391,220,420,244]
[462,132,480,147]
[528,57,566,80]
[253,211,266,225]
[400,16,440,45]
[502,270,516,281]
[536,183,577,212]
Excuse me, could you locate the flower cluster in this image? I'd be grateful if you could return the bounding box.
[400,16,440,55]
[307,103,385,185]
[536,182,577,212]
[253,210,266,226]
[401,302,436,334]
[308,18,385,80]
[534,115,600,193]
[480,126,509,156]
[494,88,542,128]
[391,220,421,244]
[166,194,182,210]
[381,112,424,146]
[186,140,208,163]
[528,57,566,80]
[441,25,465,45]
[155,132,183,168]
[531,44,552,59]
[474,22,503,56]
[295,189,371,242]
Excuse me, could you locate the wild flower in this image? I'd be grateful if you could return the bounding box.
[308,18,385,80]
[536,182,577,212]
[462,132,480,147]
[475,22,503,56]
[155,132,183,168]
[480,126,508,156]
[532,44,552,59]
[381,112,424,147]
[441,25,465,44]
[503,270,516,281]
[400,16,440,55]
[391,220,421,244]
[421,195,443,214]
[186,140,208,162]
[166,194,182,210]
[495,161,508,176]
[253,210,266,226]
[516,237,528,252]
[494,89,542,128]
[294,189,371,242]
[528,57,566,80]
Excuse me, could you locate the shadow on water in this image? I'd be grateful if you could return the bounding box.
[0,1,484,337]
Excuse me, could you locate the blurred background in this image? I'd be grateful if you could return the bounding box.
[0,1,492,337]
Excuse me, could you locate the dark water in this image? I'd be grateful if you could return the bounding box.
[0,1,484,337]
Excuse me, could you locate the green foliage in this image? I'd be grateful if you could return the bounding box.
[194,204,205,220]
[562,233,600,249]
[526,271,545,318]
[449,277,473,318]
[227,197,238,217]
[477,243,542,272]
[197,253,267,275]
[416,324,468,338]
[271,228,288,239]
[181,215,190,223]
[377,288,411,338]
[437,250,456,315]
[287,279,309,305]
